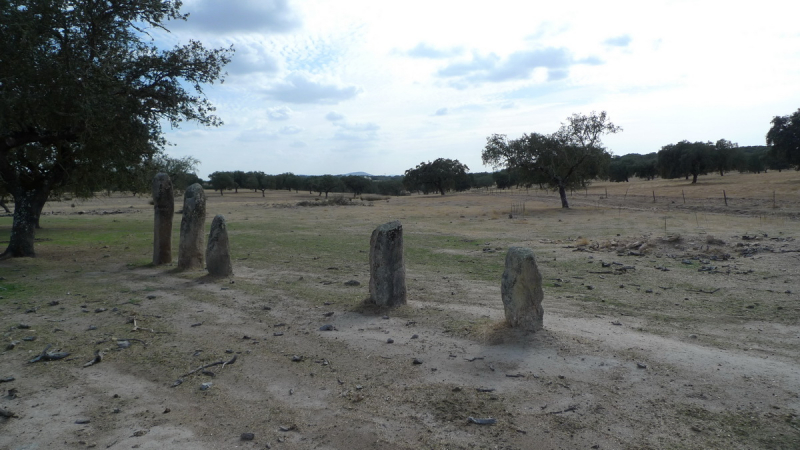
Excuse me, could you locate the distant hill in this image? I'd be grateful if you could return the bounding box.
[341,171,373,176]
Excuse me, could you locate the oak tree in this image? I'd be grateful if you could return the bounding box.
[403,158,469,195]
[0,0,232,257]
[482,111,620,208]
[766,108,800,169]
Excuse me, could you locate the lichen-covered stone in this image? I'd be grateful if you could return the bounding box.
[501,247,544,331]
[152,173,174,265]
[206,214,232,277]
[177,183,206,270]
[368,221,406,307]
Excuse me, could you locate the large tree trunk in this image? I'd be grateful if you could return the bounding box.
[2,188,49,257]
[692,173,699,184]
[558,184,570,208]
[0,198,10,213]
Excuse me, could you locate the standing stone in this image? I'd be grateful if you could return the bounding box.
[369,221,406,307]
[501,247,544,331]
[177,183,207,270]
[206,214,232,277]
[152,173,174,265]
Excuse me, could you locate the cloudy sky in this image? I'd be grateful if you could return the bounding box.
[155,0,800,177]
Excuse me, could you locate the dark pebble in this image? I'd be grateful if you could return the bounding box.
[241,432,255,441]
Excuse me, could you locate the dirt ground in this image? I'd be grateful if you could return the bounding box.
[1,172,799,450]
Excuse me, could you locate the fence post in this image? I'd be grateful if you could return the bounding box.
[723,190,728,206]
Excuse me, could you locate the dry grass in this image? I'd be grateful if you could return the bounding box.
[2,171,800,450]
[589,169,800,199]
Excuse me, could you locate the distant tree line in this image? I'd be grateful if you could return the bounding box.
[608,142,791,184]
[194,168,502,198]
[203,171,407,198]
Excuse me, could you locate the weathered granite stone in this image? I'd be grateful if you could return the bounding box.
[206,214,232,276]
[152,173,174,265]
[368,221,406,307]
[501,247,544,331]
[177,183,206,270]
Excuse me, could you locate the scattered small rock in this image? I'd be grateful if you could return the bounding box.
[386,338,394,344]
[411,334,419,339]
[199,382,212,391]
[240,432,255,441]
[75,419,91,424]
[319,324,334,331]
[412,358,423,365]
[0,408,18,419]
[468,417,497,425]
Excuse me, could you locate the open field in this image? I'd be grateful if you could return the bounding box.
[1,170,799,449]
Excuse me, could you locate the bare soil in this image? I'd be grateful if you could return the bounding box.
[1,171,799,450]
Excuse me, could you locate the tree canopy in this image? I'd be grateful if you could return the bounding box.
[0,0,232,257]
[482,111,621,208]
[403,158,469,195]
[766,108,800,169]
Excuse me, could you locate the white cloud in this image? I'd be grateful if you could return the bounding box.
[604,35,632,47]
[226,43,280,76]
[437,48,603,85]
[434,108,448,116]
[236,129,279,142]
[268,106,293,121]
[325,111,345,121]
[334,122,380,132]
[403,42,464,59]
[332,121,380,141]
[279,125,303,135]
[263,73,361,104]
